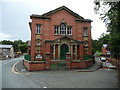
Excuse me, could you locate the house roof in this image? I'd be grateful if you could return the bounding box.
[102,44,108,48]
[30,6,91,21]
[41,6,84,19]
[0,45,13,49]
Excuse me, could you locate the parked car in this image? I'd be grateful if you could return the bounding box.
[100,57,106,62]
[107,63,116,69]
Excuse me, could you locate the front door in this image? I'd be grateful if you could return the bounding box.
[60,44,69,59]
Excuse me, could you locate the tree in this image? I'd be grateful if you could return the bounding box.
[1,40,28,53]
[92,33,110,54]
[0,40,13,45]
[94,0,120,59]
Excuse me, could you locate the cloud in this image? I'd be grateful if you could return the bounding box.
[0,32,11,41]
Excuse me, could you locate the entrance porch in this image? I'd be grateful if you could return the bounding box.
[45,36,84,60]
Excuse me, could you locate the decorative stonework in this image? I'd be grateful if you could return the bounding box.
[83,37,88,41]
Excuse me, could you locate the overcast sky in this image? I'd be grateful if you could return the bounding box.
[0,0,107,41]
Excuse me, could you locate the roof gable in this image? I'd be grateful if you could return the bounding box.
[42,6,84,19]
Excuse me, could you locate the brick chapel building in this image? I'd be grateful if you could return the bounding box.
[29,6,92,61]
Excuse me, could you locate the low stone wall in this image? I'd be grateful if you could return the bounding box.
[23,60,46,71]
[70,59,94,69]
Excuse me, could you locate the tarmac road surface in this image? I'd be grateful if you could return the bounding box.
[1,56,118,88]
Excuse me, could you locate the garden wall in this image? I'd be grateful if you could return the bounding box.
[23,59,94,71]
[70,59,94,69]
[23,60,46,71]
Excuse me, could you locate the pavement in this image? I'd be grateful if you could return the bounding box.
[77,57,102,72]
[15,60,29,73]
[14,57,102,73]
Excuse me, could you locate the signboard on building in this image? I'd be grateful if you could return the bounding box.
[36,54,42,59]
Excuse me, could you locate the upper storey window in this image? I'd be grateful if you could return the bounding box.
[60,23,66,35]
[54,25,59,35]
[83,27,88,36]
[36,24,41,34]
[67,26,72,35]
[54,23,72,35]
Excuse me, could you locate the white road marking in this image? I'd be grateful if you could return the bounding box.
[43,86,47,88]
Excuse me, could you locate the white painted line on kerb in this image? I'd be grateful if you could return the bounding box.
[11,61,31,75]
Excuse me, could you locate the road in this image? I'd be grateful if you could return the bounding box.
[1,56,118,88]
[2,56,40,88]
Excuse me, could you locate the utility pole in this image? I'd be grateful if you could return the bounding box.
[18,38,20,52]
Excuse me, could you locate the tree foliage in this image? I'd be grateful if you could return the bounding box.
[94,0,120,58]
[0,40,28,53]
[92,33,110,54]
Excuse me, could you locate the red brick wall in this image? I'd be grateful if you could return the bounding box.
[23,60,46,71]
[102,47,106,55]
[23,60,30,70]
[23,59,93,71]
[70,59,93,69]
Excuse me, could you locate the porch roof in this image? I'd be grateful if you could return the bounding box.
[45,36,84,44]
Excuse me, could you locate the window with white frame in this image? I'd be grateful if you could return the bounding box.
[60,23,66,35]
[54,23,72,35]
[67,26,72,35]
[36,24,41,34]
[83,27,88,36]
[54,26,59,35]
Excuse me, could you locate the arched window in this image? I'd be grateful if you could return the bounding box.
[60,23,66,35]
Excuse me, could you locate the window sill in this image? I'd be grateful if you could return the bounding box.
[84,46,89,48]
[83,36,88,37]
[36,45,41,47]
[35,34,42,35]
[54,34,72,36]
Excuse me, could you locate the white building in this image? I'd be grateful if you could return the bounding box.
[0,45,14,59]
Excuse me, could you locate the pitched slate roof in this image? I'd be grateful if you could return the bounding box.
[102,44,108,48]
[30,6,84,19]
[0,45,13,48]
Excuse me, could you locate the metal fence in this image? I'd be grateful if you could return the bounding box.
[84,55,93,60]
[24,55,31,61]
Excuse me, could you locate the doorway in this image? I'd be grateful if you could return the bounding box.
[60,44,69,59]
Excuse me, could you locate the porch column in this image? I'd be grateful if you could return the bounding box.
[79,44,84,60]
[58,44,60,59]
[75,44,77,59]
[71,45,73,59]
[53,44,56,59]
